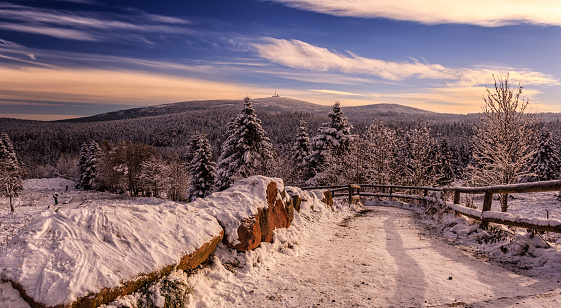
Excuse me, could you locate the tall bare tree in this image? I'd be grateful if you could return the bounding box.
[469,74,537,212]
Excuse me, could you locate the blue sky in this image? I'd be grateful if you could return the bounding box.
[1,0,560,120]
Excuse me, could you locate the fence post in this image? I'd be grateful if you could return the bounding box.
[389,187,393,200]
[423,189,428,206]
[481,191,493,229]
[348,184,353,204]
[454,191,461,204]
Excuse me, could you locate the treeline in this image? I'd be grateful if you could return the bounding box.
[3,76,561,211]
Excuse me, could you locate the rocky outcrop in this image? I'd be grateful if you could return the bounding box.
[229,180,293,251]
[193,176,294,252]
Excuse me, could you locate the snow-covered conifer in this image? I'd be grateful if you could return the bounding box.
[187,135,216,201]
[292,119,311,167]
[78,140,102,190]
[305,102,353,183]
[529,131,560,182]
[0,132,23,212]
[215,97,273,190]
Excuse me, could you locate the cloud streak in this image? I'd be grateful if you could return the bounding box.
[0,3,193,41]
[254,38,559,87]
[269,0,561,27]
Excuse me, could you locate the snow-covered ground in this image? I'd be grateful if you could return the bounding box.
[2,179,561,307]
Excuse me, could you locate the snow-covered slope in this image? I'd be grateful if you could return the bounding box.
[0,198,222,307]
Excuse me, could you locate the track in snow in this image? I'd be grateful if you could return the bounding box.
[235,206,561,307]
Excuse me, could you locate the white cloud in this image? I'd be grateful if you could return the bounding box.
[0,4,193,41]
[270,0,561,27]
[309,89,363,96]
[0,23,97,41]
[254,38,559,87]
[254,38,453,80]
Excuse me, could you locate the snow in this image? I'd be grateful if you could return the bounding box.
[0,179,222,307]
[3,178,561,307]
[191,176,284,246]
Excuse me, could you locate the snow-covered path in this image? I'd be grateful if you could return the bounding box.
[225,206,561,307]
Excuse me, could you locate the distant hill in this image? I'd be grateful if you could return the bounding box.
[57,97,444,123]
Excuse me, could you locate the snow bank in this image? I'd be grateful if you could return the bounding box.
[192,176,285,246]
[0,198,223,307]
[23,178,75,191]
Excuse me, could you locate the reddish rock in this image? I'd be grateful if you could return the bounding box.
[230,216,262,251]
[226,180,292,251]
[322,190,333,207]
[260,181,290,242]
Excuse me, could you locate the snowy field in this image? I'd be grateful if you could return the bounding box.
[2,178,561,307]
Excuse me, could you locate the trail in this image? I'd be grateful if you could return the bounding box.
[234,206,561,307]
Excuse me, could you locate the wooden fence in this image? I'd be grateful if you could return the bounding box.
[303,180,561,233]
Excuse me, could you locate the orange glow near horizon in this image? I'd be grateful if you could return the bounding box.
[0,66,553,120]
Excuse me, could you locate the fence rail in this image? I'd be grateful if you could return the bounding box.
[303,181,561,233]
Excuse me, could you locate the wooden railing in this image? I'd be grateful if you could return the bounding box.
[303,180,561,233]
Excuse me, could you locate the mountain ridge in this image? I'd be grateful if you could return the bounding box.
[57,96,438,123]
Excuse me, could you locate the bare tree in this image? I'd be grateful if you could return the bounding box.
[469,74,537,212]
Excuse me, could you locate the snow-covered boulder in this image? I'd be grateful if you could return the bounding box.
[193,176,293,251]
[0,199,223,308]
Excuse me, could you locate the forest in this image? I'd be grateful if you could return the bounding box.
[2,76,561,210]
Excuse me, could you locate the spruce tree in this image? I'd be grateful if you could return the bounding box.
[187,135,216,201]
[0,132,23,212]
[76,142,89,189]
[530,131,560,181]
[289,119,311,185]
[215,97,273,190]
[305,102,353,183]
[292,119,311,167]
[77,140,102,190]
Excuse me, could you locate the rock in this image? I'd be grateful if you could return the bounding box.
[260,181,290,243]
[322,190,333,208]
[231,215,262,251]
[230,181,291,250]
[196,176,293,252]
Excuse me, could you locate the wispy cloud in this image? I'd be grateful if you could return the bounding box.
[254,38,559,87]
[0,23,98,41]
[269,0,561,27]
[0,3,193,41]
[254,38,452,80]
[310,89,363,96]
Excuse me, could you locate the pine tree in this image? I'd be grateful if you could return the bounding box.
[215,117,238,190]
[187,135,216,201]
[0,132,23,212]
[529,131,560,181]
[215,97,273,190]
[76,142,89,189]
[469,74,537,212]
[292,119,311,164]
[305,102,353,183]
[76,140,103,190]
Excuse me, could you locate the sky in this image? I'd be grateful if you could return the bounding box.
[1,0,561,120]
